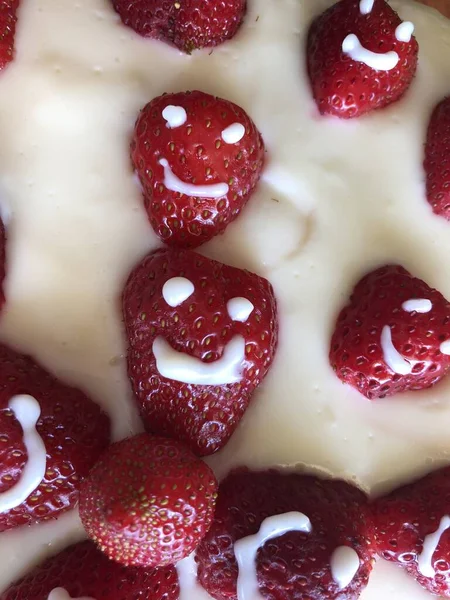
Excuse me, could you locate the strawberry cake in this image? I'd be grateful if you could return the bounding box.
[0,0,449,598]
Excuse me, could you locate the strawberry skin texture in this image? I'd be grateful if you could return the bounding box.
[196,469,375,600]
[79,433,218,568]
[122,248,278,456]
[0,0,19,71]
[330,265,450,399]
[111,0,246,54]
[0,540,179,600]
[424,96,450,219]
[0,343,110,532]
[131,90,265,248]
[307,0,418,119]
[373,466,450,597]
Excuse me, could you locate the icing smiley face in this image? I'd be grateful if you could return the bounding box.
[131,90,265,248]
[122,248,278,456]
[330,265,450,399]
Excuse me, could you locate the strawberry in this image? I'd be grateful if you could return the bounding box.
[0,539,179,599]
[0,0,19,71]
[329,264,450,399]
[373,465,450,597]
[196,468,375,600]
[307,0,418,118]
[424,96,450,219]
[0,342,110,532]
[0,218,6,310]
[79,433,218,568]
[131,90,265,248]
[111,0,246,54]
[122,247,278,456]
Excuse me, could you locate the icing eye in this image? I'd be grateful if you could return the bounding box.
[221,123,245,144]
[395,21,415,43]
[162,277,195,307]
[227,297,254,322]
[162,105,187,129]
[402,299,432,313]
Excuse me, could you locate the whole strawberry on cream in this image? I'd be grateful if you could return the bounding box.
[424,96,450,219]
[122,248,278,455]
[131,91,265,248]
[307,0,418,118]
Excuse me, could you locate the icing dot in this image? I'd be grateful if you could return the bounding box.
[440,340,450,355]
[330,546,360,589]
[162,277,195,308]
[359,0,374,15]
[221,123,245,144]
[401,298,432,313]
[227,297,254,322]
[395,21,415,43]
[162,105,187,129]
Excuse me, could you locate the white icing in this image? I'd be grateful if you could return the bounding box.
[330,546,360,590]
[0,395,46,514]
[221,123,245,144]
[227,297,254,322]
[162,277,195,308]
[401,298,432,313]
[159,158,229,199]
[342,34,399,71]
[395,21,415,43]
[440,340,450,355]
[417,515,450,578]
[176,554,212,600]
[359,0,375,14]
[48,588,95,600]
[234,512,312,600]
[162,105,187,129]
[381,325,412,375]
[152,335,245,385]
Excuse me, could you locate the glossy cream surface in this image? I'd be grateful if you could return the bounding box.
[0,0,449,598]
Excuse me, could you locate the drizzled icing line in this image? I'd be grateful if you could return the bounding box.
[417,516,450,578]
[381,325,412,375]
[159,158,229,199]
[342,34,399,71]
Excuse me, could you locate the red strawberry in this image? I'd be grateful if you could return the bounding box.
[424,96,450,219]
[122,247,278,456]
[196,468,375,600]
[0,539,179,599]
[0,218,6,310]
[0,0,19,71]
[79,433,218,568]
[307,0,418,118]
[0,342,110,532]
[373,466,450,597]
[131,90,265,248]
[330,264,450,399]
[111,0,246,54]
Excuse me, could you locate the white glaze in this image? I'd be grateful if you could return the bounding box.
[162,105,187,129]
[159,158,229,198]
[221,123,245,144]
[330,546,360,590]
[401,298,432,313]
[227,297,254,322]
[48,588,95,600]
[152,335,245,384]
[381,325,412,375]
[176,554,212,600]
[0,395,46,513]
[395,21,415,42]
[417,515,450,578]
[162,277,195,307]
[234,512,312,600]
[342,34,399,71]
[359,0,375,15]
[0,2,448,600]
[440,340,450,355]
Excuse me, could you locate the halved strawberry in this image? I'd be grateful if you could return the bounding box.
[196,468,375,600]
[0,0,19,71]
[0,342,110,531]
[131,90,265,248]
[424,96,450,219]
[330,265,450,399]
[111,0,246,54]
[374,465,450,597]
[0,540,179,599]
[307,0,418,118]
[122,247,278,456]
[79,434,218,568]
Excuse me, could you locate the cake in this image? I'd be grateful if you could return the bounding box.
[0,0,449,598]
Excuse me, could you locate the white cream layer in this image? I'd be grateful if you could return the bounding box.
[0,1,448,599]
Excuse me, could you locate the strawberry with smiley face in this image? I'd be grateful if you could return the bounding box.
[131,90,265,248]
[122,247,278,456]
